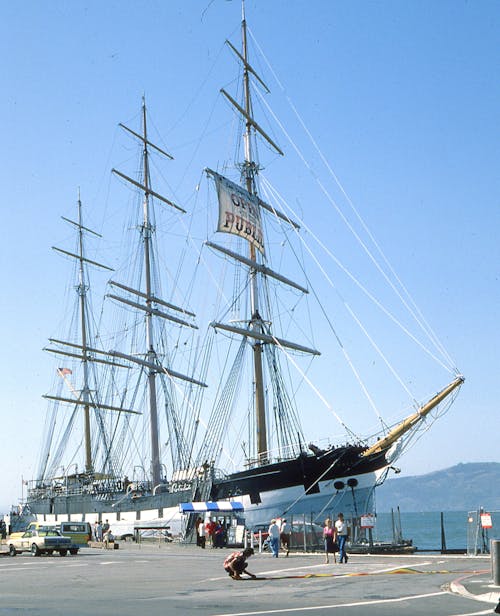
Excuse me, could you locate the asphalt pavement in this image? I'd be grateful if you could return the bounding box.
[0,541,499,615]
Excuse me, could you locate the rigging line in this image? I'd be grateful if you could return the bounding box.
[253,89,456,374]
[281,451,348,517]
[260,175,454,375]
[314,487,345,524]
[259,178,383,423]
[166,31,227,139]
[248,29,457,371]
[344,303,418,407]
[159,338,238,471]
[198,338,247,468]
[394,388,460,458]
[262,332,305,442]
[271,334,358,440]
[172,173,233,314]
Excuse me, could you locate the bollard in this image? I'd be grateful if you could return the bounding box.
[491,540,500,586]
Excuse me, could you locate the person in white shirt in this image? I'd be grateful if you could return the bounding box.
[335,512,348,563]
[268,519,280,558]
[198,518,206,549]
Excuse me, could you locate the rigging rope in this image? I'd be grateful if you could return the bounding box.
[248,27,458,374]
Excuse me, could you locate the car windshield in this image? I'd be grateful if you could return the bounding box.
[38,530,61,537]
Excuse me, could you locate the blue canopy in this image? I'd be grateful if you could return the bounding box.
[179,501,244,513]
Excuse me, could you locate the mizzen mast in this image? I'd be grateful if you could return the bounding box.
[47,193,113,475]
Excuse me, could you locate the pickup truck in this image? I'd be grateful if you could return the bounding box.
[8,528,77,556]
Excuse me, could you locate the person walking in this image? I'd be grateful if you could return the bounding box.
[335,512,348,563]
[280,518,291,556]
[323,518,337,564]
[268,519,280,558]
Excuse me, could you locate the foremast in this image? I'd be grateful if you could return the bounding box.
[205,5,318,469]
[241,9,267,462]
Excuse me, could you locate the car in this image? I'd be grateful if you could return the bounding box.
[57,521,92,546]
[8,528,77,557]
[250,520,323,551]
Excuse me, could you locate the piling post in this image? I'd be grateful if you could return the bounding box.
[440,512,447,553]
[491,540,500,586]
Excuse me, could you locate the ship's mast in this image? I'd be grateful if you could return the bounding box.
[45,195,114,478]
[76,192,93,474]
[110,99,205,487]
[208,3,315,468]
[241,7,268,462]
[139,99,162,487]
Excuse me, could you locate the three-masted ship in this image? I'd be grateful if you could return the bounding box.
[25,6,463,536]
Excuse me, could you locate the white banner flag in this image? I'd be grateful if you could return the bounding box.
[214,173,264,254]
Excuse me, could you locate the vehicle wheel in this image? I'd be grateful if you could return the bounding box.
[8,545,17,557]
[31,543,41,557]
[46,550,54,555]
[69,548,78,555]
[59,549,68,556]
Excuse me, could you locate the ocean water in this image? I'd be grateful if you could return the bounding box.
[373,510,500,551]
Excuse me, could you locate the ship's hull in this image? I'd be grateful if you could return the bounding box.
[25,447,391,536]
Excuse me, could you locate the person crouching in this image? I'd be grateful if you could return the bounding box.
[223,547,256,580]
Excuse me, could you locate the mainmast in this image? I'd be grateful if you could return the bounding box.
[140,100,162,488]
[111,98,205,488]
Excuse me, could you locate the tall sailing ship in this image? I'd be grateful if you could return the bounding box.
[23,8,463,537]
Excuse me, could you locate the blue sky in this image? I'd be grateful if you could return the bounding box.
[0,0,498,512]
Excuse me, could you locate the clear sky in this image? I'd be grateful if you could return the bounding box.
[1,0,498,513]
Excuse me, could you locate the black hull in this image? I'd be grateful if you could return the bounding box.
[25,446,389,522]
[211,446,389,503]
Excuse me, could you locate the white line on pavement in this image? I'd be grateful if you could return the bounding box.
[211,591,447,616]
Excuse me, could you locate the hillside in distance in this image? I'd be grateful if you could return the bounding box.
[375,462,500,512]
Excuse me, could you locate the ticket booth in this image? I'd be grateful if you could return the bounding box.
[179,501,245,546]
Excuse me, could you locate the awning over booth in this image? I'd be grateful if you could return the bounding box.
[179,501,244,513]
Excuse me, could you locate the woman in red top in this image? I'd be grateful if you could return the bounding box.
[323,518,337,564]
